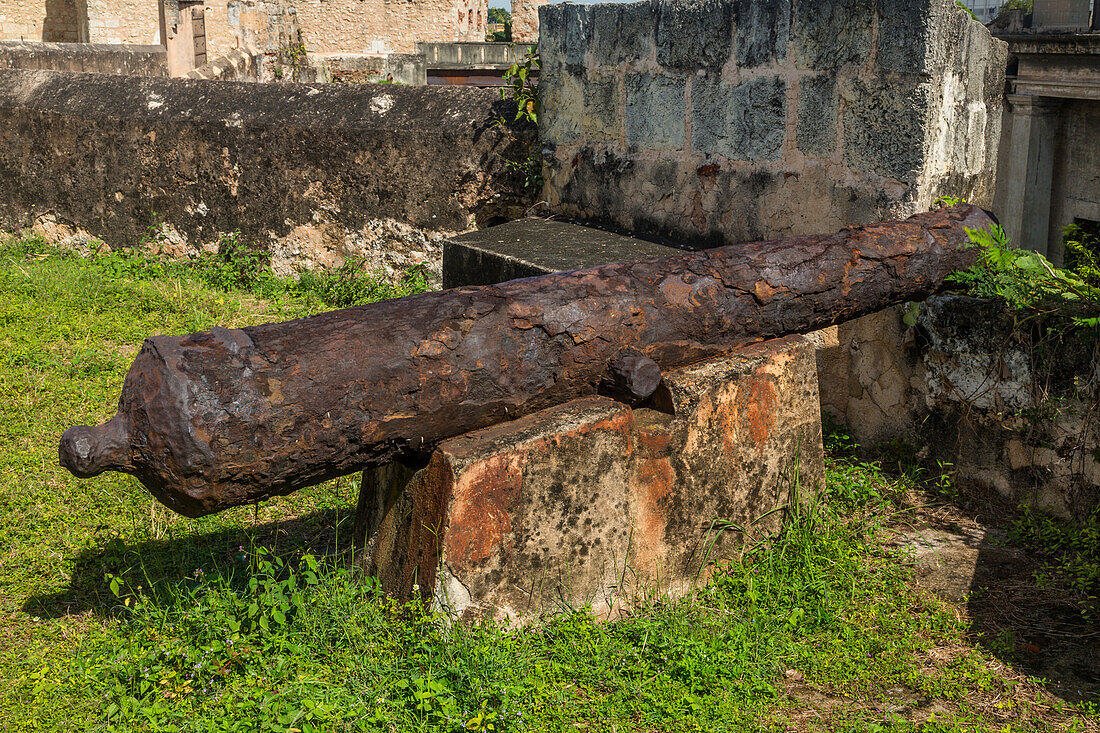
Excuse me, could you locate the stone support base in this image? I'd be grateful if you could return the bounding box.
[355,335,824,623]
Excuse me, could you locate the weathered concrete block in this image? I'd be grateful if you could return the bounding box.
[538,69,585,147]
[842,77,930,182]
[692,74,786,161]
[790,0,873,70]
[442,217,680,289]
[357,336,824,622]
[625,71,686,150]
[591,1,656,66]
[797,74,838,157]
[734,0,790,68]
[582,73,622,144]
[655,0,733,70]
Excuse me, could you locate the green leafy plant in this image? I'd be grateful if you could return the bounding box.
[500,45,539,125]
[495,45,542,195]
[1062,222,1100,287]
[1008,504,1100,614]
[934,194,968,208]
[948,224,1100,328]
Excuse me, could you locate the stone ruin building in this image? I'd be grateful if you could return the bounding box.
[0,0,548,79]
[1,0,1097,619]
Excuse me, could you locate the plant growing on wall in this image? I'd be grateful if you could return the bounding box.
[501,45,539,125]
[497,45,542,195]
[949,223,1100,328]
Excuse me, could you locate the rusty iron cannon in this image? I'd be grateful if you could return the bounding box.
[59,206,994,517]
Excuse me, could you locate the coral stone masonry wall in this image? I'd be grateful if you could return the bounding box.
[817,298,1099,519]
[0,69,529,280]
[0,0,82,43]
[538,0,1008,248]
[295,0,488,55]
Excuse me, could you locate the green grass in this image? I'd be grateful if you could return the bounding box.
[0,232,1096,731]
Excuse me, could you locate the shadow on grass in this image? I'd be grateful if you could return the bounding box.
[23,507,358,619]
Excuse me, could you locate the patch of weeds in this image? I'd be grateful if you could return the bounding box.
[293,258,430,309]
[1062,222,1100,288]
[822,411,859,456]
[0,231,431,319]
[1008,504,1100,615]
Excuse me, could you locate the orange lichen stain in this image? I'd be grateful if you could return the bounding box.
[636,429,671,456]
[263,377,283,402]
[630,456,675,571]
[448,453,523,572]
[740,375,778,448]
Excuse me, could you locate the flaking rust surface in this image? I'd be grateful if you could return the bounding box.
[60,206,990,517]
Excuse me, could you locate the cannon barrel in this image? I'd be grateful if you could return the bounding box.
[59,206,993,517]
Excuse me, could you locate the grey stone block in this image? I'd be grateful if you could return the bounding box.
[591,1,657,66]
[625,72,687,150]
[842,77,930,182]
[656,0,733,70]
[583,74,622,143]
[875,0,934,75]
[538,4,566,68]
[443,217,680,288]
[692,74,786,161]
[539,70,585,147]
[791,0,873,70]
[735,0,791,68]
[561,3,594,69]
[797,74,837,157]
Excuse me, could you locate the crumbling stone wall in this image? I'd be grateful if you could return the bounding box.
[0,0,82,43]
[511,0,546,44]
[539,0,1008,247]
[816,298,1099,519]
[202,0,300,60]
[0,68,530,280]
[186,44,262,80]
[294,0,488,56]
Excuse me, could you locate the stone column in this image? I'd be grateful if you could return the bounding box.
[511,0,547,45]
[1000,94,1062,257]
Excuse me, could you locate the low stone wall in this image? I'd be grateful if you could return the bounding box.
[313,53,428,85]
[538,0,1007,248]
[417,41,522,70]
[187,46,265,82]
[0,68,531,279]
[0,41,168,77]
[816,296,1099,519]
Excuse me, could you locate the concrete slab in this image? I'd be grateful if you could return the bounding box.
[442,217,681,288]
[355,335,824,624]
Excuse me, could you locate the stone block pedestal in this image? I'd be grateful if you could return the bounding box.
[354,335,823,623]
